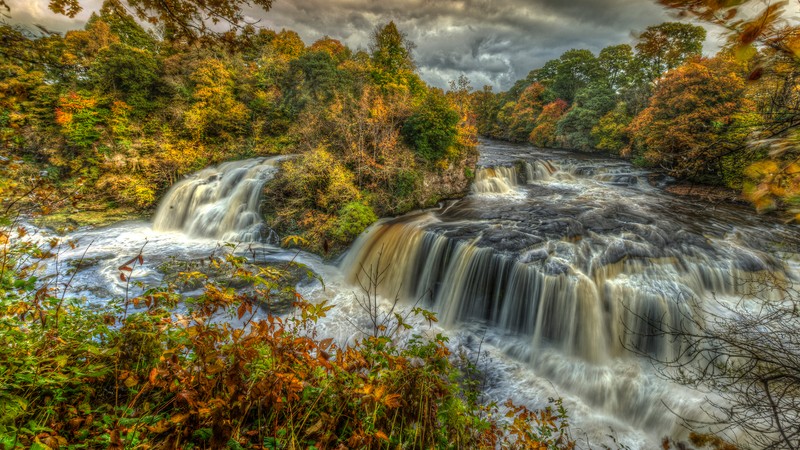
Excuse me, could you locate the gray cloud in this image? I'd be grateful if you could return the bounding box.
[6,0,716,90]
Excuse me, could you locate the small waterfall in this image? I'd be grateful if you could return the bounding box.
[153,157,281,241]
[472,166,519,194]
[524,160,557,182]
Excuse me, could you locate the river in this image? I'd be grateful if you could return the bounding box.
[41,139,799,448]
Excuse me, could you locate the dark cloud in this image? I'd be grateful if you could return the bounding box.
[6,0,715,90]
[252,0,687,89]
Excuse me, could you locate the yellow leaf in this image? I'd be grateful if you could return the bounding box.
[124,375,138,388]
[170,413,190,424]
[734,43,756,61]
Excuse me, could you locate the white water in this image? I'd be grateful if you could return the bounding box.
[38,143,800,449]
[153,157,282,242]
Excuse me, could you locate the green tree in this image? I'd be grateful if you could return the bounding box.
[403,89,460,163]
[535,49,601,103]
[90,42,160,113]
[598,44,636,92]
[634,22,706,82]
[556,82,616,150]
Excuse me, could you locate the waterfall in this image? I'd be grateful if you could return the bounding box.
[472,166,520,193]
[153,157,281,241]
[525,160,557,182]
[341,216,714,363]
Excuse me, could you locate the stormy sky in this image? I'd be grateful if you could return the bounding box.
[4,0,720,90]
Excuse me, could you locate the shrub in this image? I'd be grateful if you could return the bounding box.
[333,201,378,244]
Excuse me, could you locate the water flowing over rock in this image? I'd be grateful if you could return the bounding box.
[472,166,519,193]
[53,140,798,448]
[153,157,281,242]
[340,140,799,443]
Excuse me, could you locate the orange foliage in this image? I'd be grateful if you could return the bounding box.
[529,100,569,148]
[628,57,758,181]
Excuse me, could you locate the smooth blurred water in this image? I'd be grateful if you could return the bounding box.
[38,141,799,448]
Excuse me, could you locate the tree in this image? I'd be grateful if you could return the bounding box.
[90,42,161,112]
[529,100,569,148]
[402,89,460,163]
[556,82,616,150]
[634,22,706,82]
[591,102,632,155]
[310,37,351,63]
[183,58,249,141]
[471,85,503,138]
[629,57,760,184]
[598,44,636,92]
[625,276,800,450]
[507,82,548,142]
[92,0,157,50]
[369,22,422,94]
[657,0,800,219]
[535,49,601,103]
[1,0,275,41]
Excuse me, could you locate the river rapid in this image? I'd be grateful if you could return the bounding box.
[39,139,799,448]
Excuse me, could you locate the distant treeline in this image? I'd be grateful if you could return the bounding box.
[471,21,799,214]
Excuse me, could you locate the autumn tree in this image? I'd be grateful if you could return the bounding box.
[471,85,503,137]
[507,82,549,141]
[658,0,800,218]
[184,58,249,141]
[529,100,569,148]
[629,56,761,184]
[370,22,422,94]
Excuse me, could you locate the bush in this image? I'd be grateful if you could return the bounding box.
[333,201,378,243]
[0,233,576,449]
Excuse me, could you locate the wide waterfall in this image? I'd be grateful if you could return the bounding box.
[340,140,798,444]
[153,157,281,241]
[49,140,798,448]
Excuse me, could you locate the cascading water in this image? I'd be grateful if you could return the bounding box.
[153,157,282,242]
[43,140,799,448]
[340,140,799,446]
[472,166,519,193]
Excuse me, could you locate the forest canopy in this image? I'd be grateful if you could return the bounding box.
[0,4,477,253]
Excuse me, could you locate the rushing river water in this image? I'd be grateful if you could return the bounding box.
[40,140,799,448]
